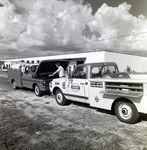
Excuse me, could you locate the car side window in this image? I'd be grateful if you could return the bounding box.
[91,66,101,78]
[101,65,118,75]
[25,66,30,74]
[72,66,87,79]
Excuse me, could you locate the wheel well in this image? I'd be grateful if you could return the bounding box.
[53,87,60,95]
[111,97,134,113]
[11,79,14,83]
[33,83,37,90]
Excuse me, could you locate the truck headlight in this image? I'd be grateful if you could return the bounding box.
[49,81,52,88]
[42,80,46,85]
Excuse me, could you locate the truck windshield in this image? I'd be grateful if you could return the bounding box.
[91,64,119,78]
[31,65,38,73]
[101,65,118,75]
[72,66,87,79]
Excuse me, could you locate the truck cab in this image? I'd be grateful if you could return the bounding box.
[50,62,147,124]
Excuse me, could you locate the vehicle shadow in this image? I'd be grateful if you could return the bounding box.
[16,87,51,96]
[139,114,147,122]
[69,101,147,123]
[71,101,115,116]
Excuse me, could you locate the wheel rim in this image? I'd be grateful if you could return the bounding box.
[118,103,132,120]
[13,81,16,89]
[35,86,39,95]
[56,92,63,103]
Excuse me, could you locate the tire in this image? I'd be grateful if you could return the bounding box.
[12,80,17,89]
[34,84,42,96]
[114,101,140,124]
[55,89,67,105]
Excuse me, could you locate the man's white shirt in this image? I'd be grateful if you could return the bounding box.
[57,66,65,77]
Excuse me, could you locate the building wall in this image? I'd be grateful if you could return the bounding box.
[104,51,147,72]
[2,51,147,72]
[83,51,147,72]
[85,51,105,63]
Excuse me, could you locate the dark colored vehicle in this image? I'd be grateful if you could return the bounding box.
[7,60,69,96]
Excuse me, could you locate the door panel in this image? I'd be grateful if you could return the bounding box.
[22,74,32,88]
[67,65,89,103]
[67,78,89,103]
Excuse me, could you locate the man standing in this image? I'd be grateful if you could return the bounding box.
[49,63,65,78]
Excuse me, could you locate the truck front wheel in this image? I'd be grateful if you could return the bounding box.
[55,89,67,105]
[114,101,140,124]
[34,84,42,96]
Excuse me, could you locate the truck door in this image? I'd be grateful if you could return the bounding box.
[89,65,110,110]
[67,66,89,103]
[22,66,32,88]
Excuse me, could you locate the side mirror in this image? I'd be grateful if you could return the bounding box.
[25,70,29,74]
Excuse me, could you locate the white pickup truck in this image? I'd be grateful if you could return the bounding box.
[49,62,147,124]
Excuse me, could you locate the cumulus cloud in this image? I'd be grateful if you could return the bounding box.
[17,0,93,53]
[0,0,25,58]
[0,0,147,59]
[87,2,147,54]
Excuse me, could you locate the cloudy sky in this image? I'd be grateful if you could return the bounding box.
[0,0,147,60]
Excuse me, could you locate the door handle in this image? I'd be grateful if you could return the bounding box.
[80,83,84,85]
[80,82,88,85]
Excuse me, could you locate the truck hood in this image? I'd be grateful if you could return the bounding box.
[34,60,69,76]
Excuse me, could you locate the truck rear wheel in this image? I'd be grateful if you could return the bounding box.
[55,89,67,105]
[114,101,140,124]
[12,80,17,89]
[34,84,42,96]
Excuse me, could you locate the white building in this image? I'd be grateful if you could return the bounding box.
[2,51,147,73]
